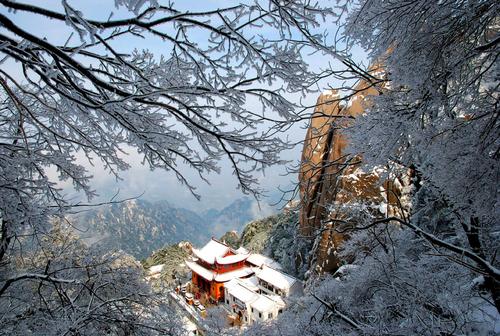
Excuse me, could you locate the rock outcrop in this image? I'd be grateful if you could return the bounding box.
[298,71,410,274]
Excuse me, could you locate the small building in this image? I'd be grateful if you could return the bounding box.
[224,277,286,325]
[224,278,260,324]
[249,294,284,323]
[253,265,303,297]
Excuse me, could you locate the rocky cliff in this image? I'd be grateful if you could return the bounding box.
[298,70,411,274]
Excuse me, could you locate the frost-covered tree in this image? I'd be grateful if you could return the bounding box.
[247,0,499,335]
[343,0,499,313]
[0,0,342,333]
[203,306,239,336]
[245,228,498,335]
[0,222,184,335]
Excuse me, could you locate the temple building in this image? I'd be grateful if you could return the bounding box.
[186,238,253,301]
[186,238,303,325]
[224,277,285,325]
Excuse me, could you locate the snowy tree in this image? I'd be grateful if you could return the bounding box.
[245,228,499,335]
[0,0,342,334]
[0,222,184,335]
[248,0,499,335]
[343,0,499,314]
[203,306,238,336]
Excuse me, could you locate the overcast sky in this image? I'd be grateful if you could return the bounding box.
[2,0,367,213]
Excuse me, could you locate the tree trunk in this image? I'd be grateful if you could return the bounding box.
[463,217,500,314]
[0,218,11,265]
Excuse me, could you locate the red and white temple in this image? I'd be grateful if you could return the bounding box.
[186,238,253,301]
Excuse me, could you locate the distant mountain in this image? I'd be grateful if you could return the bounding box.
[71,197,257,259]
[71,199,210,259]
[202,197,255,237]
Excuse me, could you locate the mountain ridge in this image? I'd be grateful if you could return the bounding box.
[70,197,258,259]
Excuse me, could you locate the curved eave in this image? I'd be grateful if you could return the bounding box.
[214,267,254,282]
[215,253,249,265]
[186,260,214,281]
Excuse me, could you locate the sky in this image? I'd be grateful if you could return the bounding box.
[1,0,367,213]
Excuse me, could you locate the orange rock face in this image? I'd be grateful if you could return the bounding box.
[298,72,408,274]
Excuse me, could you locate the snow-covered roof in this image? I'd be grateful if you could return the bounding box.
[254,266,297,291]
[235,247,249,254]
[247,254,283,270]
[225,279,260,304]
[239,276,260,292]
[265,294,286,308]
[186,260,215,281]
[250,295,277,313]
[224,278,239,290]
[226,276,260,294]
[214,267,254,282]
[148,264,164,275]
[192,239,230,264]
[216,253,248,265]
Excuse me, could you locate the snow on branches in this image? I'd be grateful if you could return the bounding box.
[0,1,339,334]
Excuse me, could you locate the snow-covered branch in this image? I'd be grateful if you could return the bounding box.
[311,293,364,331]
[0,273,78,297]
[349,216,500,281]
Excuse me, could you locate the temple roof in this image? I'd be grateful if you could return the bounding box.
[216,253,248,265]
[192,238,230,264]
[235,246,249,254]
[186,259,254,282]
[214,267,254,282]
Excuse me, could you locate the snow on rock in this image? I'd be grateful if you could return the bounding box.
[148,264,164,275]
